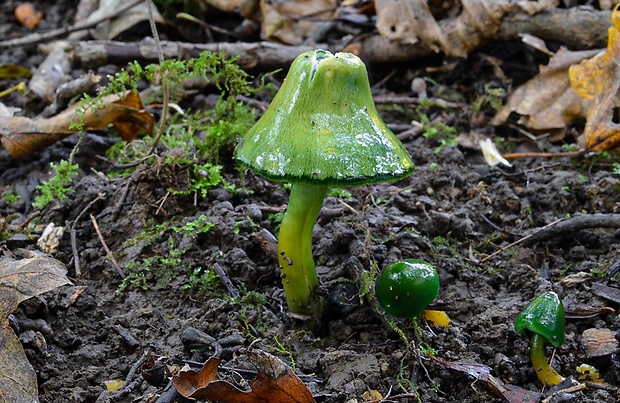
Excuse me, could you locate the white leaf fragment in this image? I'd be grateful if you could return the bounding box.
[479,138,512,167]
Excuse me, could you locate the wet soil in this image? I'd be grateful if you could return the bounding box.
[1,1,620,402]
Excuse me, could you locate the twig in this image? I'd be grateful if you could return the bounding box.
[502,150,588,159]
[0,0,144,50]
[213,263,239,299]
[147,0,170,154]
[70,228,80,276]
[479,218,564,263]
[90,214,125,278]
[480,213,620,263]
[522,213,620,244]
[70,192,106,276]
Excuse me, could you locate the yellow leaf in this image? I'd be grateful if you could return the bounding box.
[569,4,620,151]
[424,309,451,328]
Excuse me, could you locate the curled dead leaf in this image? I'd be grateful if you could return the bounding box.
[375,0,558,58]
[0,91,154,159]
[0,255,71,403]
[492,47,597,132]
[173,349,316,403]
[259,0,337,45]
[14,2,43,29]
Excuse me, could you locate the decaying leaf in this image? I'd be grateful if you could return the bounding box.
[491,47,598,131]
[0,326,38,403]
[0,64,32,79]
[0,90,154,159]
[479,138,512,167]
[0,255,72,403]
[375,0,558,58]
[14,2,44,29]
[569,5,620,151]
[259,0,337,45]
[430,355,542,402]
[173,349,316,403]
[86,0,164,40]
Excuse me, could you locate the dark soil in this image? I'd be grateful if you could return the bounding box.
[1,1,620,403]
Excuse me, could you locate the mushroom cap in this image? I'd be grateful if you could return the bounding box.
[375,259,440,318]
[234,49,414,187]
[515,291,565,348]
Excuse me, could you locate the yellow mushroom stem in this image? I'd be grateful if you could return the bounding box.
[530,333,565,386]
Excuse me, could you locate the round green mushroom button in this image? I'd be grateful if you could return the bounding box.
[375,259,440,318]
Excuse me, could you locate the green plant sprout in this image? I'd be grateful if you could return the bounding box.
[235,49,414,315]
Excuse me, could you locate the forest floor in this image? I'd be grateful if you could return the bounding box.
[1,1,620,402]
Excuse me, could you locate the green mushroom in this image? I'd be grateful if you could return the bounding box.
[235,49,414,316]
[375,259,440,318]
[514,291,566,386]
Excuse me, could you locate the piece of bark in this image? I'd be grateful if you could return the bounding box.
[41,70,101,117]
[252,228,278,261]
[581,328,618,360]
[25,41,73,113]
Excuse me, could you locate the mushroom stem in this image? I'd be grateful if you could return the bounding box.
[278,183,327,315]
[529,333,565,386]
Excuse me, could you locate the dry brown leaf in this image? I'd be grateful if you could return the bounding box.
[0,255,72,317]
[0,327,38,402]
[0,91,154,159]
[14,2,44,30]
[173,349,316,403]
[569,5,620,151]
[375,0,558,57]
[259,0,337,45]
[86,0,164,40]
[430,356,542,402]
[375,0,449,52]
[0,255,71,403]
[491,47,598,131]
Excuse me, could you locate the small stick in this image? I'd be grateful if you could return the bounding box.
[0,0,144,50]
[90,214,125,278]
[502,150,587,159]
[213,263,239,299]
[479,218,564,263]
[70,228,80,277]
[480,213,620,263]
[70,192,106,276]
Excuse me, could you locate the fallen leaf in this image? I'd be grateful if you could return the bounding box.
[430,355,542,402]
[0,326,38,402]
[0,90,154,159]
[173,349,316,403]
[491,47,598,131]
[424,309,451,328]
[86,0,164,40]
[569,4,620,151]
[375,0,558,58]
[479,138,512,167]
[0,255,72,403]
[14,2,44,29]
[259,0,337,45]
[0,64,32,79]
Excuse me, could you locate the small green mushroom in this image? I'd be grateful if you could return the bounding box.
[235,49,414,316]
[375,259,440,318]
[514,291,566,386]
